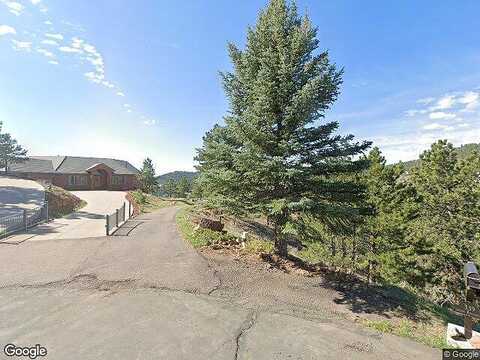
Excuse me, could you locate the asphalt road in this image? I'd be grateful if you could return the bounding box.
[0,207,440,359]
[0,176,45,217]
[4,190,127,242]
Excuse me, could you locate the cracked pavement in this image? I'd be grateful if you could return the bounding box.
[0,207,440,359]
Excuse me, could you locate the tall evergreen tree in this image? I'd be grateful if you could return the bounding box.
[407,140,480,303]
[162,179,178,198]
[358,148,417,283]
[0,121,28,173]
[176,177,192,198]
[137,158,158,194]
[196,0,371,256]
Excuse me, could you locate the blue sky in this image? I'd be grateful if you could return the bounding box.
[0,0,479,173]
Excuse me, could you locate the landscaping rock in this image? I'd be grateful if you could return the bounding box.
[198,218,224,232]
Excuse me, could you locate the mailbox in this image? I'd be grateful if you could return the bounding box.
[465,262,480,299]
[463,262,480,339]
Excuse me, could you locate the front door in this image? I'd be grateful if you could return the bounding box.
[92,171,108,189]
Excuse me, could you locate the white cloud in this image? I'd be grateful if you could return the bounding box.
[37,48,54,58]
[44,20,52,25]
[0,24,16,35]
[123,104,131,108]
[102,80,114,89]
[45,33,63,41]
[1,1,24,16]
[11,39,32,51]
[405,109,427,117]
[30,0,41,4]
[59,46,82,53]
[48,60,59,65]
[458,91,479,111]
[143,119,157,126]
[430,95,456,111]
[116,91,125,97]
[84,71,104,84]
[429,111,456,120]
[423,123,447,130]
[41,39,58,46]
[417,97,435,105]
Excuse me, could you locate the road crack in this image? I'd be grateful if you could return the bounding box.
[234,310,257,360]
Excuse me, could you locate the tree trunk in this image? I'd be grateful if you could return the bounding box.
[273,223,288,257]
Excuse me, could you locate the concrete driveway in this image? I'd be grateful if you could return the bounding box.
[0,176,45,217]
[0,207,440,359]
[6,190,127,242]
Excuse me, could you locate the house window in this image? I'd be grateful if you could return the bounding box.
[111,175,125,185]
[68,175,88,186]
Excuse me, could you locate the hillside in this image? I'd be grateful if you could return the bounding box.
[400,143,479,169]
[156,171,197,185]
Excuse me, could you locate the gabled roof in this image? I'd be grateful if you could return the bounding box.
[8,156,139,175]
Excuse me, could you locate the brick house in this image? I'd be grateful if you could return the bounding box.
[6,156,140,191]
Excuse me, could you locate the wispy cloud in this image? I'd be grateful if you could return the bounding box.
[430,95,455,110]
[59,46,82,53]
[0,24,16,35]
[143,119,157,126]
[1,0,24,16]
[41,39,58,46]
[45,32,63,41]
[37,48,54,58]
[388,88,480,162]
[429,111,456,120]
[11,39,32,51]
[3,1,153,123]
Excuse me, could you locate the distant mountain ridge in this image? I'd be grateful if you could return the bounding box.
[399,143,480,169]
[156,171,197,184]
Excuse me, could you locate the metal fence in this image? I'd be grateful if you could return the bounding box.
[105,201,133,236]
[0,202,49,239]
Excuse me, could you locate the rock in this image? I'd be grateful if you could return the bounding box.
[198,218,224,232]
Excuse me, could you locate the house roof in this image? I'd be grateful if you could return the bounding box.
[8,156,139,175]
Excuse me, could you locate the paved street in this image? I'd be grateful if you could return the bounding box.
[0,176,45,217]
[0,207,440,359]
[3,190,127,242]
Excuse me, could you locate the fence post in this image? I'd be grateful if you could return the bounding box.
[105,214,109,236]
[116,209,119,227]
[45,201,49,222]
[128,201,131,219]
[23,209,27,231]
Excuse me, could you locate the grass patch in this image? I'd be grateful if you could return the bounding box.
[243,238,274,255]
[361,318,449,349]
[176,207,239,248]
[129,190,172,214]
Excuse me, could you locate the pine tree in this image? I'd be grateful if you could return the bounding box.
[196,0,371,257]
[137,158,158,194]
[176,177,192,198]
[0,121,28,173]
[358,148,417,283]
[408,140,480,303]
[163,179,177,198]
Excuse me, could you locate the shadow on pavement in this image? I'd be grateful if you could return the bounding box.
[111,220,144,236]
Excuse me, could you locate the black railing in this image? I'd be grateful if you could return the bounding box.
[105,201,132,236]
[0,202,49,239]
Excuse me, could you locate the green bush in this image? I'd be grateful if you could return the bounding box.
[131,190,146,204]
